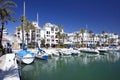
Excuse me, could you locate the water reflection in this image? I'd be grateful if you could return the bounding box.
[28,52,120,71]
[21,52,120,80]
[22,65,34,72]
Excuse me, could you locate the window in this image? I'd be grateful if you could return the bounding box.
[55,28,58,31]
[46,31,50,34]
[52,39,54,42]
[51,27,54,31]
[51,35,54,38]
[36,29,40,33]
[46,31,49,34]
[47,35,50,37]
[47,39,50,42]
[37,34,40,37]
[56,40,58,43]
[55,35,58,38]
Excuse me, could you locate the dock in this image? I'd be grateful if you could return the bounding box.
[0,53,20,80]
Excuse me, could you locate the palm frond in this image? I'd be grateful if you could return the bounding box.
[0,0,4,4]
[3,1,17,8]
[6,8,15,14]
[8,17,16,22]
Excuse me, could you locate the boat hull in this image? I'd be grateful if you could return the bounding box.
[80,49,99,54]
[35,55,48,60]
[16,50,35,64]
[22,54,35,64]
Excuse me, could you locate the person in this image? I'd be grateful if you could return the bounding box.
[9,45,12,53]
[0,44,4,55]
[3,44,7,53]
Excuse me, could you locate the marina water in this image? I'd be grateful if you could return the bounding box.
[21,51,120,80]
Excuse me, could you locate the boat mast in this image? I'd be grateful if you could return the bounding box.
[22,1,26,48]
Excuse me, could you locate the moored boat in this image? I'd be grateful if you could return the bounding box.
[35,47,48,60]
[16,49,35,64]
[97,47,108,53]
[80,48,99,54]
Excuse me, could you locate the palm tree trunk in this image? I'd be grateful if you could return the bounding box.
[21,21,25,49]
[63,37,64,44]
[81,38,83,46]
[0,20,4,54]
[58,35,60,45]
[0,20,4,48]
[26,33,29,46]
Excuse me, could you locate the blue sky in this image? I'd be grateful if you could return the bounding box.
[4,0,120,35]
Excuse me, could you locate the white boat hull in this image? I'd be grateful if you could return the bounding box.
[16,54,35,64]
[22,54,35,64]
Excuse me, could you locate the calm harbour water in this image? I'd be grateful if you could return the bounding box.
[21,51,120,80]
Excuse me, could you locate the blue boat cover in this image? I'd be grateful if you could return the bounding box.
[37,47,43,54]
[42,55,48,60]
[38,47,42,52]
[17,50,34,58]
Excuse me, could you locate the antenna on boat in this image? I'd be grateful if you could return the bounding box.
[37,12,39,26]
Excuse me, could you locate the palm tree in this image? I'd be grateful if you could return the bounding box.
[74,32,79,47]
[101,31,105,41]
[56,32,61,45]
[25,21,35,45]
[80,28,85,47]
[102,31,105,35]
[88,30,93,44]
[108,38,114,46]
[0,0,17,51]
[97,35,102,46]
[105,35,109,46]
[74,32,79,43]
[88,30,93,37]
[56,25,63,46]
[20,16,25,47]
[61,33,67,44]
[41,39,45,47]
[20,16,35,46]
[92,34,95,44]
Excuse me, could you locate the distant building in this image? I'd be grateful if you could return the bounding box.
[15,22,119,47]
[66,30,119,47]
[3,28,8,36]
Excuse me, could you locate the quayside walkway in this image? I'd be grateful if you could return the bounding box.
[0,53,20,80]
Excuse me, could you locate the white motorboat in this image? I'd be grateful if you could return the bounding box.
[97,47,108,53]
[80,48,99,54]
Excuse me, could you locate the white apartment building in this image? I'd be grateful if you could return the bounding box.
[15,21,119,48]
[66,30,119,47]
[41,23,64,47]
[15,21,41,47]
[67,30,99,46]
[15,22,64,47]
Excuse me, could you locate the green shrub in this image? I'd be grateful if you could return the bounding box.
[27,45,35,49]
